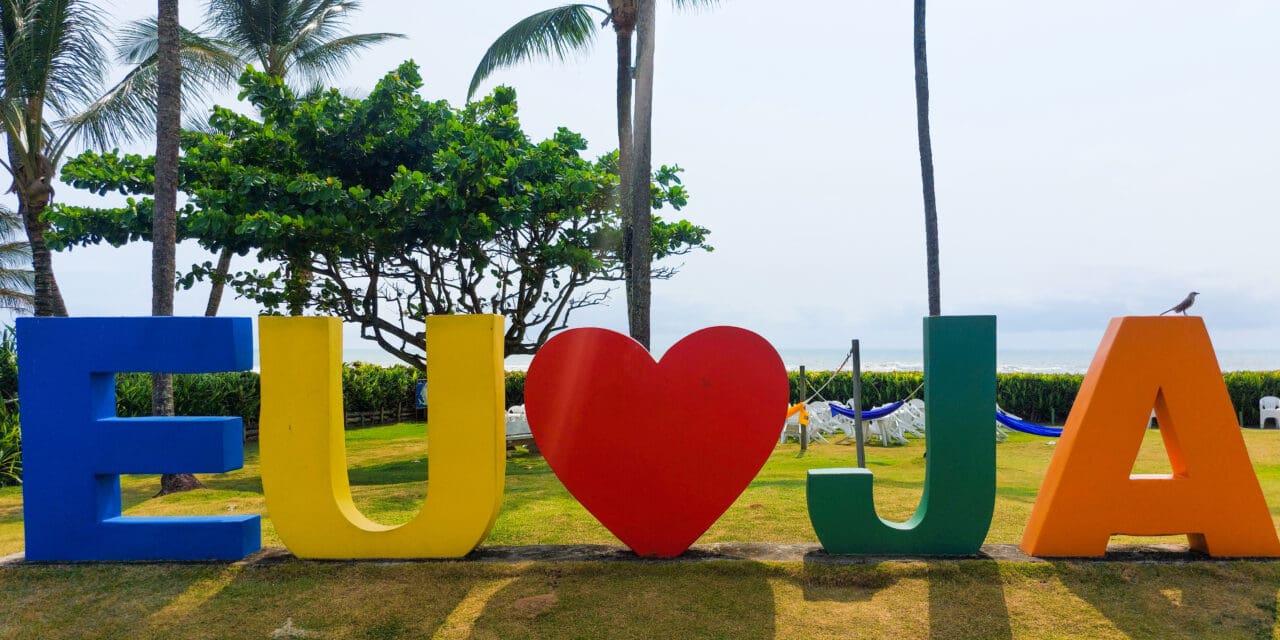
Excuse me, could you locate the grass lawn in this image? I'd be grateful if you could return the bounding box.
[2,424,1280,638]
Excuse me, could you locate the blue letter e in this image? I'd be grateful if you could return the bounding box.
[18,317,261,561]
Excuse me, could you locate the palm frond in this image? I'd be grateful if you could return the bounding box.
[204,0,400,81]
[467,4,608,101]
[37,0,110,120]
[203,0,279,70]
[286,31,403,86]
[0,241,32,270]
[669,0,720,10]
[59,19,242,152]
[0,287,34,312]
[0,205,33,314]
[280,0,357,55]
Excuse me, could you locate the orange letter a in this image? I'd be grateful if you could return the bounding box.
[1020,316,1280,557]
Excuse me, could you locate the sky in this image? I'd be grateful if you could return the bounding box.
[32,0,1280,366]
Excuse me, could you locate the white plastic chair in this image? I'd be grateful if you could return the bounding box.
[806,401,842,439]
[505,404,532,439]
[1260,396,1280,429]
[780,403,829,444]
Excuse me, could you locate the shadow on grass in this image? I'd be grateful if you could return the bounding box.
[472,562,777,639]
[347,459,428,486]
[797,561,901,603]
[0,564,219,639]
[199,475,264,494]
[1053,560,1280,639]
[927,560,1012,640]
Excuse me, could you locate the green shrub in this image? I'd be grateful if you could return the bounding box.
[505,371,526,408]
[0,401,19,486]
[342,363,417,414]
[116,364,424,421]
[779,369,1280,427]
[116,371,261,421]
[788,371,925,409]
[90,363,1280,429]
[0,327,19,486]
[1224,371,1280,426]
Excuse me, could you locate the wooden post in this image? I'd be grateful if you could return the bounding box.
[799,365,808,453]
[852,340,865,468]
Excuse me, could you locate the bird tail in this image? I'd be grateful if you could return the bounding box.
[1159,308,1172,316]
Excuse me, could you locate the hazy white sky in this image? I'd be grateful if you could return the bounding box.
[36,0,1280,362]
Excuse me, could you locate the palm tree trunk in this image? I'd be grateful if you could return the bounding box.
[154,0,200,495]
[915,0,941,317]
[18,198,68,317]
[609,1,638,342]
[7,142,68,318]
[628,0,656,349]
[204,247,233,316]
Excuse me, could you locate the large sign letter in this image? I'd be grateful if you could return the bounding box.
[259,315,504,558]
[807,316,997,555]
[19,317,260,561]
[1021,317,1280,557]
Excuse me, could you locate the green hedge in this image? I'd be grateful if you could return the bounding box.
[14,361,1280,435]
[115,364,421,421]
[0,328,18,486]
[116,372,262,422]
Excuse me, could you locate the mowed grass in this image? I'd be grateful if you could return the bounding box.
[4,424,1280,638]
[3,560,1280,639]
[3,421,1262,550]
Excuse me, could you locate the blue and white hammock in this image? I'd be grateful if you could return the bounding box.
[995,410,1063,437]
[829,400,1063,438]
[828,400,907,421]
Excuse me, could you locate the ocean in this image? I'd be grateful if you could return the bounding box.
[342,346,1280,374]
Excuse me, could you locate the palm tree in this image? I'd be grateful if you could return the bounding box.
[106,2,399,317]
[204,0,403,87]
[915,0,940,316]
[152,0,190,495]
[0,0,106,317]
[188,0,403,315]
[0,1,233,318]
[468,0,714,350]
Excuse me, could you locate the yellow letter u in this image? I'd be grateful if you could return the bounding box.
[259,315,504,558]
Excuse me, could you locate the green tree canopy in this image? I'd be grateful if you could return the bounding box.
[48,61,710,367]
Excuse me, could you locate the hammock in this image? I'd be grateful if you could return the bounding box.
[996,410,1062,438]
[826,399,1063,438]
[829,400,906,421]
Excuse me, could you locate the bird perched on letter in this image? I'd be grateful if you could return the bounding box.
[1159,291,1199,316]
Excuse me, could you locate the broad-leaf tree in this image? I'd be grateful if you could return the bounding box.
[114,0,404,316]
[469,0,716,349]
[49,62,711,367]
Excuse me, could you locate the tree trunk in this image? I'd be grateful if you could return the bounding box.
[609,1,637,342]
[19,198,68,317]
[204,247,233,316]
[154,0,200,496]
[7,143,68,317]
[915,0,941,317]
[628,0,656,349]
[284,257,310,316]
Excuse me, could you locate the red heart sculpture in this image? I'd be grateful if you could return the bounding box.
[525,326,788,557]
